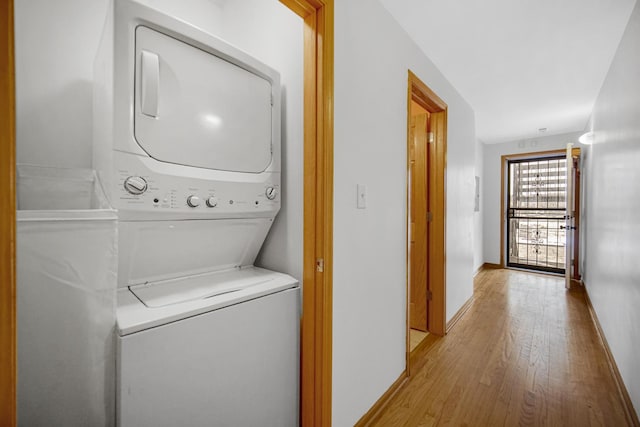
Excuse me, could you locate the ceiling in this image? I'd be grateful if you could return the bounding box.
[378,0,637,144]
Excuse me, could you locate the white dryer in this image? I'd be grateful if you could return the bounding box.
[93,1,299,426]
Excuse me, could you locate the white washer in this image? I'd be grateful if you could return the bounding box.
[117,267,299,427]
[93,1,299,425]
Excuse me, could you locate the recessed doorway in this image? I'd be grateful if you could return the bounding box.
[405,71,446,374]
[409,100,430,334]
[500,148,582,281]
[506,155,568,273]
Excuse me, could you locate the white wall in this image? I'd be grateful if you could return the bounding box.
[583,0,640,417]
[15,0,108,168]
[333,0,476,424]
[217,2,304,284]
[473,140,484,273]
[14,0,303,283]
[481,131,584,264]
[17,1,482,424]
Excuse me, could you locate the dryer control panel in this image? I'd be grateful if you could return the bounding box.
[110,152,280,220]
[117,171,279,215]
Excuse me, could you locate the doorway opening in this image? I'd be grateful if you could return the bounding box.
[405,71,446,374]
[279,1,334,425]
[408,101,430,349]
[500,148,581,280]
[506,155,568,273]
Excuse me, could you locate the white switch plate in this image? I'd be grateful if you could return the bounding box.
[357,184,367,209]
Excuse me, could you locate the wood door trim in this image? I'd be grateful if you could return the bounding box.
[500,148,580,269]
[280,1,334,426]
[406,71,447,377]
[428,109,446,336]
[0,0,16,425]
[409,71,447,112]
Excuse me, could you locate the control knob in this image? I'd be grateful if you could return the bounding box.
[265,186,277,200]
[206,196,218,208]
[187,195,201,208]
[124,176,148,195]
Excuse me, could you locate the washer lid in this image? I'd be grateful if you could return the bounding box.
[117,267,299,336]
[129,267,273,308]
[134,26,273,173]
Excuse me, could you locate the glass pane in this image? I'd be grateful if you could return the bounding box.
[507,156,567,272]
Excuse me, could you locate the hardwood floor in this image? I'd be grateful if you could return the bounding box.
[373,268,632,426]
[410,329,429,352]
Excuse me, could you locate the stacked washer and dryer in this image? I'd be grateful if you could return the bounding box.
[93,1,300,426]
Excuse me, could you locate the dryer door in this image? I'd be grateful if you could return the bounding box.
[134,26,273,173]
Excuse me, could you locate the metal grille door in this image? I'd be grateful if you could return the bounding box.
[507,157,566,273]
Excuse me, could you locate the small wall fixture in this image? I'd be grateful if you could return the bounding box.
[579,131,594,145]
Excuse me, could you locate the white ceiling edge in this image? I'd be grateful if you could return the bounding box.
[480,130,584,151]
[377,0,638,144]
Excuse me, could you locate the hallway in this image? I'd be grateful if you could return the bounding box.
[373,269,631,426]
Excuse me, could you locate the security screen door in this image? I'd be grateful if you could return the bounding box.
[507,156,567,273]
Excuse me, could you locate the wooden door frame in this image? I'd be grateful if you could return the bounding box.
[1,1,333,425]
[406,71,447,374]
[280,1,334,425]
[0,0,16,425]
[499,148,580,269]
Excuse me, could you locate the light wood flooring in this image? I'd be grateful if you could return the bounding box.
[410,329,429,352]
[373,268,632,426]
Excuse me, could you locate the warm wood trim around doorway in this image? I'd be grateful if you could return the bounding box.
[0,0,16,425]
[280,1,334,426]
[406,71,447,370]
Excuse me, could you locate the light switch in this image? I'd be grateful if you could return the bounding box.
[357,184,367,209]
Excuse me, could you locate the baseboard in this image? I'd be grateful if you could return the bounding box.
[583,286,640,427]
[473,264,483,277]
[446,294,474,334]
[354,372,408,427]
[482,262,502,270]
[473,262,502,277]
